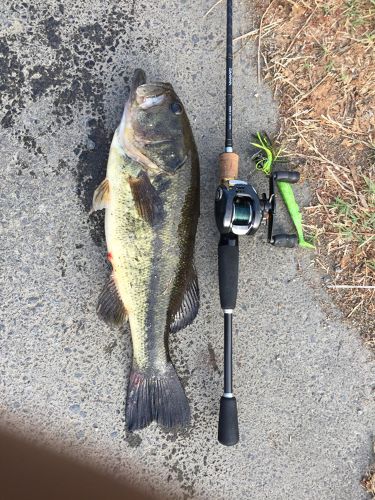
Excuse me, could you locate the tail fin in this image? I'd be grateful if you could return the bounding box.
[126,363,190,431]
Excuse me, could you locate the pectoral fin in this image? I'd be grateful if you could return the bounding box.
[97,274,128,326]
[170,267,199,334]
[128,171,163,225]
[92,178,110,212]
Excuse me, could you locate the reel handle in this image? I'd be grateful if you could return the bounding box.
[271,233,298,248]
[218,396,239,446]
[267,171,300,247]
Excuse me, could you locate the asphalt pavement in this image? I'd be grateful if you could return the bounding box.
[1,1,374,498]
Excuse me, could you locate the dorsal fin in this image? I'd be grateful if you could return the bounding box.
[169,267,199,334]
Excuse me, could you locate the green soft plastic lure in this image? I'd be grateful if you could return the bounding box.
[251,132,315,249]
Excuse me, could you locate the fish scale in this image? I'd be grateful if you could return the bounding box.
[106,134,187,369]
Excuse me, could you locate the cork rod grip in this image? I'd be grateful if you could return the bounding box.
[219,152,239,181]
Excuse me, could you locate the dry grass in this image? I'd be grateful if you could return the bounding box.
[362,455,375,496]
[240,0,375,344]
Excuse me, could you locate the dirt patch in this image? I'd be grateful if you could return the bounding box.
[252,0,375,344]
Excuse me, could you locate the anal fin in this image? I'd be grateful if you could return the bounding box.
[128,171,163,225]
[97,274,128,326]
[170,267,199,334]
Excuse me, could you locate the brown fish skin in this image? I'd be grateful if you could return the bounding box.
[92,70,200,431]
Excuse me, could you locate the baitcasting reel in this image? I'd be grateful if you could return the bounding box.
[215,167,300,246]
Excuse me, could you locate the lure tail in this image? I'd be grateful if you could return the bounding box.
[126,362,190,431]
[277,181,315,249]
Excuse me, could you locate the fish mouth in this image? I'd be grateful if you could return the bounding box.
[130,69,147,102]
[175,155,188,169]
[141,138,174,145]
[130,69,173,106]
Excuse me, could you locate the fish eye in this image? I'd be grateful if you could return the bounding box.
[170,101,183,115]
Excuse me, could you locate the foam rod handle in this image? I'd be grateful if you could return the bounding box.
[218,239,239,310]
[218,396,239,446]
[272,234,298,248]
[274,171,300,184]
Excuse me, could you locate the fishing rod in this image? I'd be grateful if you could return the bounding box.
[215,0,300,446]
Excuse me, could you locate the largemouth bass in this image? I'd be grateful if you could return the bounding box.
[92,70,200,431]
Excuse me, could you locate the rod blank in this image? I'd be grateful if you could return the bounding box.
[225,0,233,150]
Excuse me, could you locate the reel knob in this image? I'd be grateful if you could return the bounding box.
[271,234,298,248]
[273,171,300,184]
